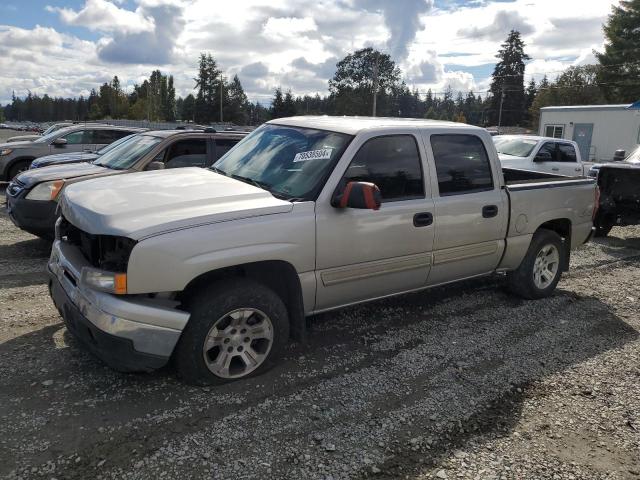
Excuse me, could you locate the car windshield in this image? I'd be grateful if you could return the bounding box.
[33,129,69,144]
[625,145,640,163]
[42,124,67,136]
[96,134,136,155]
[93,134,163,170]
[212,124,352,201]
[494,137,538,157]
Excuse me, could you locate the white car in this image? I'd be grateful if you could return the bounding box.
[494,135,585,177]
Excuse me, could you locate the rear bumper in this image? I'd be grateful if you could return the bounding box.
[48,240,190,372]
[6,195,57,238]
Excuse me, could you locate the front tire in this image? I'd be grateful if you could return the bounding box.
[175,278,290,385]
[507,229,564,299]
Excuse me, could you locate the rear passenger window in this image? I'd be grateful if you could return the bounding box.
[342,135,424,201]
[215,138,239,160]
[557,144,577,162]
[164,139,208,168]
[431,134,493,196]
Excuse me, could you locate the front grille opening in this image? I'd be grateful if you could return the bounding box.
[59,216,136,271]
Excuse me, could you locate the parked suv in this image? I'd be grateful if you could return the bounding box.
[6,129,246,237]
[0,124,143,180]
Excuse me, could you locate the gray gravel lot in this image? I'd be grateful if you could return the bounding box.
[0,186,639,480]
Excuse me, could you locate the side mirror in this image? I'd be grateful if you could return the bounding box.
[146,161,165,171]
[534,151,552,162]
[332,181,381,210]
[52,138,67,147]
[613,149,626,161]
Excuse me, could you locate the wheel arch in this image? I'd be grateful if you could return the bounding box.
[535,218,572,271]
[3,156,36,180]
[181,260,306,342]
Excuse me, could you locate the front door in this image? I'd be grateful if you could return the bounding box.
[425,133,508,286]
[573,123,593,161]
[315,133,435,311]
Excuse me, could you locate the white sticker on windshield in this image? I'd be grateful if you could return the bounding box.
[293,148,333,163]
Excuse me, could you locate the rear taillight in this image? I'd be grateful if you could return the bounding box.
[592,186,601,220]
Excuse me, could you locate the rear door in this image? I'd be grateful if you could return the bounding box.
[425,132,508,286]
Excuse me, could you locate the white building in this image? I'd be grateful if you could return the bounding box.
[539,104,640,161]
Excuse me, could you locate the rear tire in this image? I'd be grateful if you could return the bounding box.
[175,278,290,385]
[507,229,564,299]
[594,213,613,237]
[8,159,32,180]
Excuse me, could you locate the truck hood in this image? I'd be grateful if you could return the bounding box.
[60,167,294,240]
[498,153,527,162]
[30,151,99,169]
[16,162,111,189]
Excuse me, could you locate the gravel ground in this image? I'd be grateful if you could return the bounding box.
[1,185,639,480]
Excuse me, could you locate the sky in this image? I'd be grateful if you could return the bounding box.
[0,0,620,105]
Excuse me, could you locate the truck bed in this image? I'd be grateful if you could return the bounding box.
[502,167,594,190]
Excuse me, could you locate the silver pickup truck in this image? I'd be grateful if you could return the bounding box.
[48,117,597,385]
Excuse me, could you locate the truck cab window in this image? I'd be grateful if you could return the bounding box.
[342,135,424,201]
[557,143,577,162]
[431,134,493,196]
[164,139,208,168]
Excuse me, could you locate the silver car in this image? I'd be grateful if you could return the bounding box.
[0,124,144,180]
[6,122,74,143]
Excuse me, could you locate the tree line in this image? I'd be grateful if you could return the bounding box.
[2,0,637,128]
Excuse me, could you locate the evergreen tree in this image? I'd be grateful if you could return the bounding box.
[271,87,286,118]
[596,0,640,102]
[488,30,530,126]
[194,53,221,123]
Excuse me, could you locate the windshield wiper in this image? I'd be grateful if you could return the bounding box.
[229,173,271,191]
[210,166,227,176]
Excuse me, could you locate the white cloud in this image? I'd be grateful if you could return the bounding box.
[47,0,155,34]
[0,0,622,104]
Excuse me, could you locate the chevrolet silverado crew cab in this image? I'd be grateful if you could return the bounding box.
[494,135,585,177]
[48,117,597,385]
[6,129,246,238]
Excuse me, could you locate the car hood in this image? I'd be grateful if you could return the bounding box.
[15,162,111,189]
[498,154,527,162]
[30,152,99,169]
[59,167,294,240]
[8,135,40,142]
[0,140,34,149]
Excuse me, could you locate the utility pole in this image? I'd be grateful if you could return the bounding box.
[497,87,505,134]
[372,56,379,117]
[219,74,224,123]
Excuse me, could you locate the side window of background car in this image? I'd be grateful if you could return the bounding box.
[164,139,208,169]
[342,135,424,202]
[538,142,557,161]
[557,143,577,162]
[431,134,494,196]
[214,138,239,160]
[61,130,86,145]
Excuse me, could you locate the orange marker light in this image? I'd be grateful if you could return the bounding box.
[114,273,127,294]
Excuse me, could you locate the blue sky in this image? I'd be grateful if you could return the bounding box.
[0,0,619,104]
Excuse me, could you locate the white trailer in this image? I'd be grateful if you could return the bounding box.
[539,104,640,162]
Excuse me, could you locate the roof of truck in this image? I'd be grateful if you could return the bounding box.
[268,116,483,135]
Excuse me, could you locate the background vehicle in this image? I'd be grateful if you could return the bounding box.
[0,124,141,181]
[6,130,246,237]
[494,135,585,176]
[6,122,74,143]
[48,117,597,385]
[587,145,640,177]
[593,148,640,236]
[29,132,143,169]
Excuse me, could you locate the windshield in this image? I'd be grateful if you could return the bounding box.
[212,124,352,200]
[33,129,68,144]
[493,137,538,157]
[96,134,136,155]
[625,145,640,163]
[93,134,163,170]
[42,123,68,136]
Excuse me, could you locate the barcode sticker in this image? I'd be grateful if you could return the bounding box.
[293,149,333,162]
